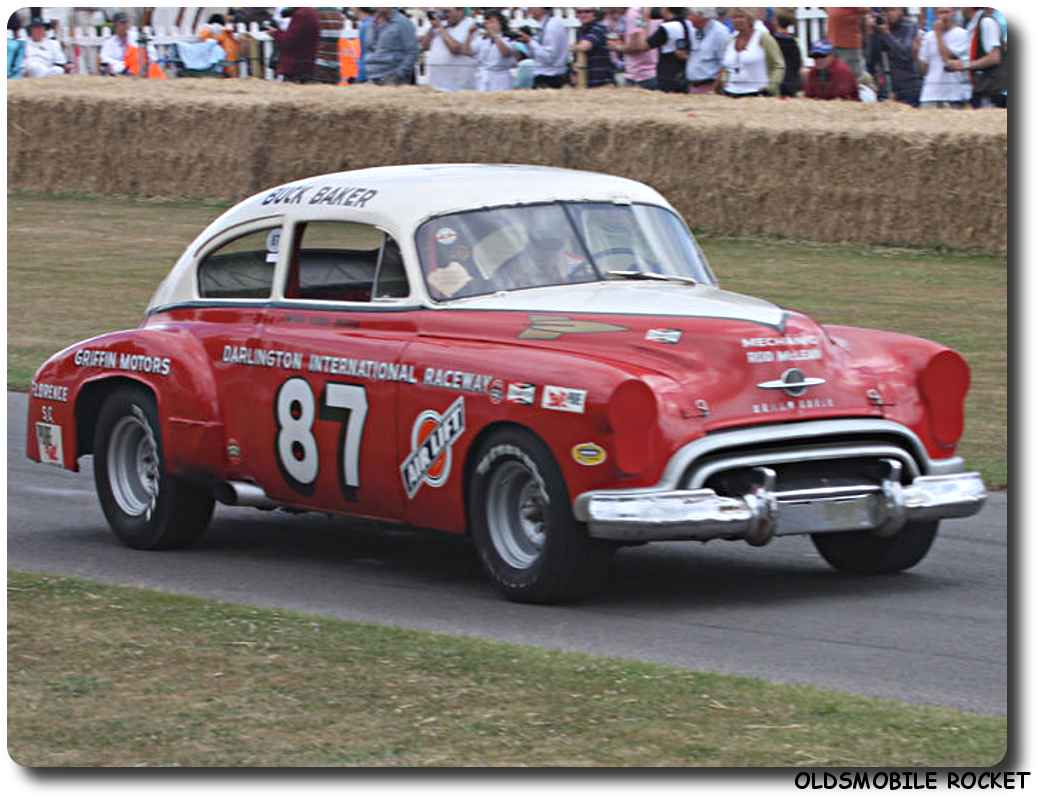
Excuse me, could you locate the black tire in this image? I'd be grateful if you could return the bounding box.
[93,386,214,550]
[812,521,939,575]
[468,428,613,603]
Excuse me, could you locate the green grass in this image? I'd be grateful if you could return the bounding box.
[6,192,1006,485]
[7,570,1006,768]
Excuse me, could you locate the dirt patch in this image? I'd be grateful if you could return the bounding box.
[7,77,1006,252]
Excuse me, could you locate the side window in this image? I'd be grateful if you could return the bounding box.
[286,221,410,303]
[198,226,280,299]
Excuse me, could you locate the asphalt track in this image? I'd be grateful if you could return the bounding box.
[7,392,1008,715]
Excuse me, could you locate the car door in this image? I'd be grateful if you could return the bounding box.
[251,218,417,521]
[192,218,286,479]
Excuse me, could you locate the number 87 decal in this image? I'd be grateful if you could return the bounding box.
[275,378,368,498]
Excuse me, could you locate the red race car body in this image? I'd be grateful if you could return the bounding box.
[26,165,987,602]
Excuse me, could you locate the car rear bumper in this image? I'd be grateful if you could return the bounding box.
[576,467,987,544]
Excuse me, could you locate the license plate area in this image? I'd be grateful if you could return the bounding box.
[775,492,884,535]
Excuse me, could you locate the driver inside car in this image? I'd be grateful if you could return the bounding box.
[424,223,495,300]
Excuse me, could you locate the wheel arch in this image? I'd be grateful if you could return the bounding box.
[75,376,158,459]
[462,421,565,526]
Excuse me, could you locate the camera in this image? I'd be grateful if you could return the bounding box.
[503,24,533,41]
[427,11,444,22]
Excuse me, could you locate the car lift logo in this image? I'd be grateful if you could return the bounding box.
[400,396,466,499]
[519,315,627,340]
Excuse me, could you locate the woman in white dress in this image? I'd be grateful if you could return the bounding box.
[465,11,519,92]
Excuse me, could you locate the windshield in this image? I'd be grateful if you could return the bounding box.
[415,202,714,301]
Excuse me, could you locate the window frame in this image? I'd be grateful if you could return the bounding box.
[276,219,413,308]
[193,216,285,302]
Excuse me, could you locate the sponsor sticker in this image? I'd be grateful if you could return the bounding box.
[226,439,242,464]
[400,396,466,499]
[488,378,505,404]
[35,422,64,465]
[435,226,458,245]
[571,442,606,466]
[507,382,536,405]
[646,328,682,344]
[542,385,587,414]
[266,229,281,262]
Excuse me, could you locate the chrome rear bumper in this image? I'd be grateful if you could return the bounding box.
[575,461,987,545]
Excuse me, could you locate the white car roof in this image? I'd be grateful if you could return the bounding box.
[149,165,677,311]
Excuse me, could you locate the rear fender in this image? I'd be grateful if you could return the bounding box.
[27,328,225,478]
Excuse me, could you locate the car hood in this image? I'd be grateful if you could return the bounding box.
[425,282,883,428]
[443,281,786,328]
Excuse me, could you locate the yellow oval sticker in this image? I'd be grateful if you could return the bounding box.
[571,442,607,467]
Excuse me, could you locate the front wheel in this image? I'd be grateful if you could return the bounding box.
[93,386,214,550]
[812,521,939,575]
[468,429,612,603]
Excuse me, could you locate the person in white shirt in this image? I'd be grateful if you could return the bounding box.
[23,17,69,77]
[956,7,1006,108]
[685,8,729,93]
[465,11,520,92]
[917,7,971,108]
[517,7,569,88]
[99,12,133,75]
[421,7,478,92]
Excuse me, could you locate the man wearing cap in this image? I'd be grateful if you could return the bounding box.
[23,17,69,77]
[99,12,133,75]
[804,39,859,101]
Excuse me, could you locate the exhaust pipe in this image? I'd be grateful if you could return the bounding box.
[215,481,277,510]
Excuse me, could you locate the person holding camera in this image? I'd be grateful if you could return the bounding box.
[645,8,692,93]
[267,6,320,83]
[23,16,70,77]
[365,7,419,86]
[421,7,478,92]
[516,8,569,89]
[866,8,922,106]
[464,11,521,92]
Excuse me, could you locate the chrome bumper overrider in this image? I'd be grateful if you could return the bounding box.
[575,460,988,545]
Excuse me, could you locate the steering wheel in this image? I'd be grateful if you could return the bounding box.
[589,246,654,274]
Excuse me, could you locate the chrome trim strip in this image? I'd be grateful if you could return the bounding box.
[686,444,919,489]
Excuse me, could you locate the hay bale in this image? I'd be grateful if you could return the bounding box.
[7,77,1006,252]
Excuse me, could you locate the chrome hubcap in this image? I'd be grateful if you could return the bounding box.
[107,409,159,518]
[486,461,548,570]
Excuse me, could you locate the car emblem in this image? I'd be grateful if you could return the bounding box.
[757,368,826,398]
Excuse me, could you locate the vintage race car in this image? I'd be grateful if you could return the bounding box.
[27,165,987,602]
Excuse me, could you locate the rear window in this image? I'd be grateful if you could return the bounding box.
[197,227,280,299]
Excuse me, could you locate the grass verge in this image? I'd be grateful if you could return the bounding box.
[8,570,1006,768]
[6,192,1006,486]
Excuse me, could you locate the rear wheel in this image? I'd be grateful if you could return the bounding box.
[812,521,939,575]
[93,387,214,550]
[468,429,613,603]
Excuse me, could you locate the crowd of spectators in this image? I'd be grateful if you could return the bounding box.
[6,7,1008,109]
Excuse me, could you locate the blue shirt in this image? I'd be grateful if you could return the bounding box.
[357,16,373,81]
[686,18,729,82]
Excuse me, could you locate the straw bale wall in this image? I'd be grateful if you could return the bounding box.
[8,78,1006,252]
